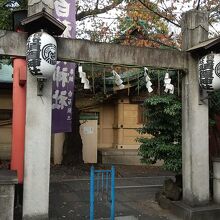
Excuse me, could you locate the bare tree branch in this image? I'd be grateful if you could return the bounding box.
[76,0,124,21]
[137,0,181,28]
[142,35,179,49]
[196,0,201,10]
[132,35,178,49]
[95,0,99,9]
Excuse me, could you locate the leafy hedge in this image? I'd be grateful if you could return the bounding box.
[137,94,182,173]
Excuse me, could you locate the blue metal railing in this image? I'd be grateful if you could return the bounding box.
[90,166,115,220]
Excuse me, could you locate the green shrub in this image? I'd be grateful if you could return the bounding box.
[137,94,182,173]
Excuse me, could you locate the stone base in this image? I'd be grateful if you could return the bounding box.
[0,170,17,220]
[170,201,220,220]
[23,214,48,220]
[96,216,138,220]
[98,149,142,165]
[98,148,163,166]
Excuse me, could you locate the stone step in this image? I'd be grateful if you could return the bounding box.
[170,201,220,220]
[98,149,142,165]
[96,216,138,220]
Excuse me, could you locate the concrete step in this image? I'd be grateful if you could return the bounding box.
[170,201,220,220]
[97,216,138,220]
[50,176,174,193]
[98,149,163,166]
[98,149,142,165]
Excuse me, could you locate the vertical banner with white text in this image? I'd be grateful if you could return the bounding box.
[52,0,76,133]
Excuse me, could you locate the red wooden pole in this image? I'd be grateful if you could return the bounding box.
[10,58,26,183]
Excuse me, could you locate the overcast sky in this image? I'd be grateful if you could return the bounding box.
[76,0,219,41]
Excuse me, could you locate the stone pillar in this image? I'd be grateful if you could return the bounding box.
[53,133,64,165]
[0,171,17,220]
[27,0,54,16]
[181,10,209,206]
[23,1,54,219]
[213,158,220,203]
[23,72,52,219]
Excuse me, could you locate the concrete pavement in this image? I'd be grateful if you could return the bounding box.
[49,176,179,220]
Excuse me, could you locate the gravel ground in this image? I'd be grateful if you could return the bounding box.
[50,164,174,182]
[1,160,174,180]
[0,161,176,220]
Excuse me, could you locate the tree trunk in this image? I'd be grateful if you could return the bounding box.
[62,98,83,165]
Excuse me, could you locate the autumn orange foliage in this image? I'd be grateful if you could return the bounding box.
[117,1,179,48]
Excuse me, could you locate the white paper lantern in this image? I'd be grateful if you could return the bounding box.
[26,31,57,78]
[199,53,220,91]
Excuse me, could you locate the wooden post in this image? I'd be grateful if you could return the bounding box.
[181,10,209,206]
[22,1,54,219]
[11,58,26,184]
[53,133,64,164]
[114,99,124,148]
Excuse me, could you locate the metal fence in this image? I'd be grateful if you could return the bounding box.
[90,165,115,220]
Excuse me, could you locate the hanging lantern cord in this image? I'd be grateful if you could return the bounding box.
[178,70,180,96]
[103,66,106,95]
[92,63,95,94]
[128,76,130,96]
[158,70,160,95]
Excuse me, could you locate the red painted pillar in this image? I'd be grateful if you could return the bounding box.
[11,58,26,183]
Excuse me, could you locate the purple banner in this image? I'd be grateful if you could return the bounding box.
[52,0,76,133]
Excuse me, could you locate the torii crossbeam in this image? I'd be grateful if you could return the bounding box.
[0,30,188,70]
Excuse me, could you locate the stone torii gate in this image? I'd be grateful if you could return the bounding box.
[0,1,212,219]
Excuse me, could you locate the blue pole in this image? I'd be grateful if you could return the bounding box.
[106,172,109,192]
[90,166,95,220]
[110,166,115,220]
[97,172,100,193]
[102,172,104,194]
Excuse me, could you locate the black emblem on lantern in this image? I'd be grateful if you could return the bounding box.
[199,54,214,91]
[215,62,220,78]
[26,33,42,75]
[42,44,57,65]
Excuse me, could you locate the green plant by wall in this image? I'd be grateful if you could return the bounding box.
[137,94,182,173]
